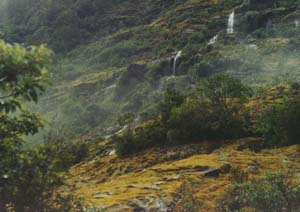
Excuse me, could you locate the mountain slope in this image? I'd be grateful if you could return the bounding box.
[14,0,299,136]
[60,138,300,211]
[1,0,300,211]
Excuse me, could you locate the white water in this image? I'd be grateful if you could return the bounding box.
[227,11,235,34]
[172,51,182,75]
[208,35,218,45]
[295,20,299,27]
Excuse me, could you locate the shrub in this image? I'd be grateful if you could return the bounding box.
[116,120,167,156]
[167,99,249,143]
[257,94,300,146]
[218,172,300,212]
[256,104,285,147]
[167,99,215,143]
[284,96,300,145]
[159,85,185,125]
[200,72,253,107]
[175,183,201,212]
[0,142,87,212]
[230,166,249,183]
[116,74,253,155]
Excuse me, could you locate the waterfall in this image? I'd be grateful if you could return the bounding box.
[172,51,182,75]
[208,35,218,45]
[295,20,299,27]
[227,11,235,34]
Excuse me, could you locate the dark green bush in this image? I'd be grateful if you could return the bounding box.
[0,141,87,212]
[116,120,167,156]
[167,99,248,144]
[167,73,252,143]
[116,73,253,156]
[218,172,300,212]
[257,94,300,147]
[200,72,253,107]
[257,104,286,147]
[159,85,185,125]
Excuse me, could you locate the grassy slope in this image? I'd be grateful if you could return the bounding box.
[30,0,300,137]
[2,0,300,209]
[61,138,300,211]
[2,1,300,136]
[58,85,299,211]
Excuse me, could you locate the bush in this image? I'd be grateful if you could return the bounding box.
[257,104,285,147]
[167,98,249,144]
[116,120,167,156]
[115,73,253,155]
[257,94,300,146]
[159,85,185,125]
[218,172,300,212]
[0,143,87,212]
[175,183,201,212]
[200,72,253,107]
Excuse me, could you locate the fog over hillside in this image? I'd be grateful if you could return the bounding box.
[2,1,300,210]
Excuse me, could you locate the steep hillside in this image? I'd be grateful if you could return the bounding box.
[60,138,300,211]
[2,1,300,211]
[2,0,300,137]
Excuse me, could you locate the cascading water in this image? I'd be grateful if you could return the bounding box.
[227,11,235,34]
[172,51,182,75]
[295,20,299,27]
[208,35,218,45]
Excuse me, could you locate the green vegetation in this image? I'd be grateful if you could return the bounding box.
[1,0,300,139]
[218,172,300,212]
[258,89,300,147]
[1,0,300,210]
[115,72,300,156]
[0,40,85,211]
[116,73,253,156]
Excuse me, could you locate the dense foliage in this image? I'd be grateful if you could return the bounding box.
[1,0,299,138]
[116,73,253,156]
[218,172,300,212]
[0,40,86,211]
[258,88,300,147]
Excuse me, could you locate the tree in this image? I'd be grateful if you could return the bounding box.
[159,85,185,125]
[0,40,54,211]
[201,72,253,108]
[258,93,300,147]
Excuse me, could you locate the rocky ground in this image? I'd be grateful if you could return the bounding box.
[59,137,300,211]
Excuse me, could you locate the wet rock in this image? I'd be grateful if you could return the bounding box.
[203,168,221,178]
